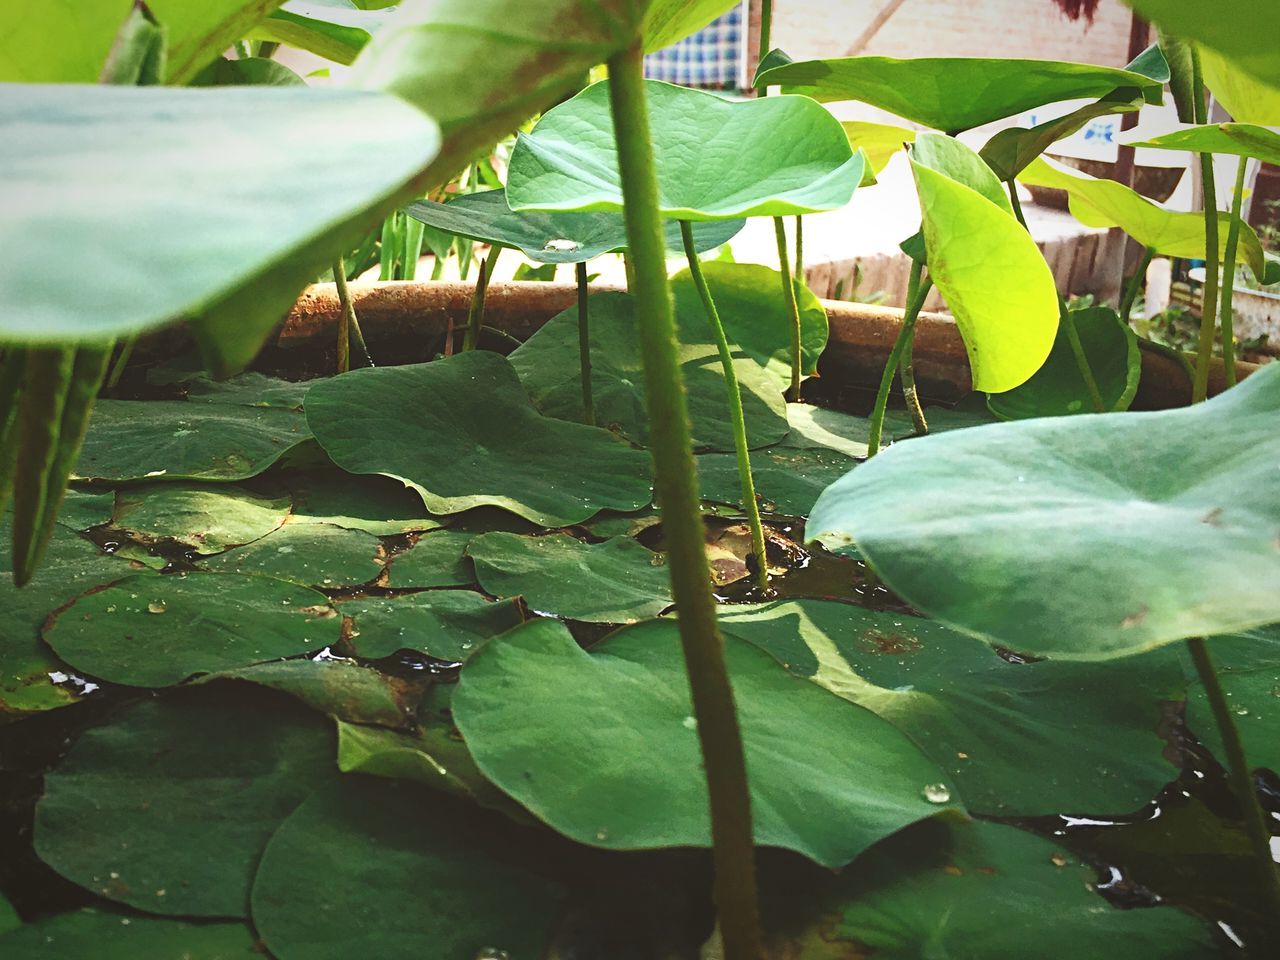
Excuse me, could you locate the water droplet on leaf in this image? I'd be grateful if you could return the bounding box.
[921,783,951,804]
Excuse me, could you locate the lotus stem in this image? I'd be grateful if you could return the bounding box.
[1218,157,1247,389]
[607,44,763,960]
[681,221,770,591]
[1186,637,1280,913]
[759,0,773,67]
[1118,247,1156,323]
[1007,179,1028,230]
[774,217,804,402]
[1059,302,1106,413]
[899,327,928,435]
[1191,48,1221,404]
[105,338,135,393]
[462,246,501,352]
[795,215,804,281]
[868,260,929,456]
[332,256,370,372]
[577,261,596,425]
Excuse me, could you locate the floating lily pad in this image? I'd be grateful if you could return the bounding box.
[780,402,995,459]
[717,600,1186,815]
[185,372,312,410]
[755,52,1165,132]
[468,532,672,623]
[384,530,477,588]
[305,351,653,526]
[250,778,566,960]
[339,591,524,661]
[75,400,310,482]
[1190,626,1280,775]
[42,573,340,687]
[767,818,1214,958]
[0,521,144,718]
[670,262,828,389]
[507,80,862,220]
[35,688,335,917]
[454,619,957,867]
[202,521,385,587]
[112,483,290,554]
[56,488,115,531]
[808,363,1280,659]
[0,909,261,959]
[198,659,418,729]
[288,469,443,535]
[405,189,744,263]
[509,291,789,451]
[697,447,854,517]
[988,305,1141,419]
[911,138,1059,393]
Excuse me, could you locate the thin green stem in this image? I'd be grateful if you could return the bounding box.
[759,0,773,66]
[794,215,803,282]
[774,217,804,402]
[104,338,135,393]
[1060,302,1106,412]
[1187,637,1280,912]
[333,258,351,374]
[1119,247,1156,323]
[462,246,501,352]
[576,261,596,426]
[868,260,927,456]
[607,43,763,960]
[683,221,769,591]
[899,327,928,435]
[1219,157,1247,389]
[1191,48,1221,404]
[1007,179,1028,230]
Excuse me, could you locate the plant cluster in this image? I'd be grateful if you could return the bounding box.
[1,1,1279,958]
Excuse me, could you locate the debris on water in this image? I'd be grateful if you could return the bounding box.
[922,783,951,804]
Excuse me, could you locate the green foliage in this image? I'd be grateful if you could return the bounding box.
[1128,0,1280,90]
[1130,121,1280,166]
[338,591,524,660]
[248,0,391,64]
[0,910,260,958]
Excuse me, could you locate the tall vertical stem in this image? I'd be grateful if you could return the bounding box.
[333,257,352,373]
[794,215,804,282]
[773,217,805,401]
[868,260,928,456]
[1191,48,1221,404]
[758,0,773,62]
[1060,302,1106,413]
[607,45,763,960]
[682,222,770,591]
[576,261,596,425]
[1118,247,1156,323]
[462,246,501,352]
[1219,157,1248,389]
[1187,637,1280,912]
[898,328,928,435]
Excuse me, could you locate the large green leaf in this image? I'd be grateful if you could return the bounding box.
[1127,0,1280,91]
[249,0,390,65]
[406,190,744,264]
[641,1,739,51]
[111,483,291,553]
[469,532,673,623]
[697,447,854,518]
[0,910,260,959]
[987,305,1141,419]
[1198,46,1280,124]
[509,291,790,451]
[3,85,439,374]
[35,688,335,917]
[201,520,385,587]
[1129,122,1280,166]
[339,591,524,660]
[250,779,566,960]
[305,352,653,525]
[911,151,1059,393]
[755,53,1165,132]
[807,362,1280,659]
[1189,625,1280,775]
[841,121,916,176]
[0,1,289,84]
[454,618,958,868]
[288,469,444,535]
[1019,156,1270,280]
[43,573,341,687]
[913,131,1014,212]
[74,399,311,481]
[766,818,1215,958]
[384,530,477,588]
[507,80,863,220]
[716,600,1186,816]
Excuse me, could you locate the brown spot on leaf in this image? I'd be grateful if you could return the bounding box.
[857,628,922,656]
[1121,606,1148,629]
[1200,507,1223,527]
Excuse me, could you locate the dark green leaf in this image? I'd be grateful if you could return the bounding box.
[0,909,259,958]
[112,483,290,554]
[250,1,390,64]
[339,591,524,660]
[190,56,305,86]
[202,521,385,587]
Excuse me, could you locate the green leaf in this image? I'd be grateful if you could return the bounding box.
[755,55,1165,133]
[190,55,305,86]
[1199,46,1280,125]
[913,132,1014,213]
[717,599,1187,815]
[0,910,260,959]
[42,573,341,687]
[0,894,15,937]
[249,0,390,65]
[405,189,744,264]
[201,521,385,587]
[780,401,995,459]
[987,305,1140,419]
[508,291,790,451]
[306,352,654,526]
[1128,121,1280,166]
[454,618,958,868]
[2,85,439,375]
[111,483,291,554]
[911,156,1059,393]
[57,488,116,531]
[841,121,916,177]
[697,447,855,517]
[250,779,566,960]
[641,1,739,51]
[1189,625,1280,775]
[1018,156,1271,280]
[468,532,672,623]
[1127,0,1280,91]
[35,688,335,917]
[288,469,444,535]
[807,362,1280,659]
[384,530,477,588]
[507,80,863,220]
[338,591,524,660]
[768,818,1215,958]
